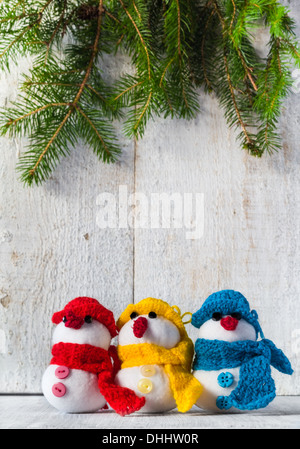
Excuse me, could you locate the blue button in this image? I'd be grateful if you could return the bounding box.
[217,372,234,388]
[216,396,232,410]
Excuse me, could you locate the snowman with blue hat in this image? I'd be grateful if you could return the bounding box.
[192,290,293,412]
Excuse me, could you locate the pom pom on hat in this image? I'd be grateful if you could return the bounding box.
[191,290,264,339]
[52,297,118,338]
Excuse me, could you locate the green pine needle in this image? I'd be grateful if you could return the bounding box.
[0,0,299,185]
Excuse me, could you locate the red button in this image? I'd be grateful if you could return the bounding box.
[52,383,66,397]
[55,366,70,379]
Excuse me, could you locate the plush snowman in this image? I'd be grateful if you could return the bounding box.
[42,297,145,415]
[191,290,293,412]
[115,298,202,414]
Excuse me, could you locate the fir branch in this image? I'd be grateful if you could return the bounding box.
[114,80,144,102]
[201,4,217,91]
[0,0,300,185]
[119,0,152,80]
[211,0,260,153]
[1,0,121,185]
[132,0,142,20]
[26,0,105,182]
[6,102,70,127]
[134,90,153,131]
[175,0,182,59]
[0,0,55,67]
[161,0,199,118]
[28,105,73,179]
[74,104,114,161]
[223,49,254,149]
[43,0,68,65]
[215,0,258,91]
[159,56,175,87]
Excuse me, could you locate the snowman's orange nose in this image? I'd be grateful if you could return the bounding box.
[220,316,238,331]
[133,317,148,338]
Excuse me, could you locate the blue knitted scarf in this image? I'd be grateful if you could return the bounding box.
[193,338,293,410]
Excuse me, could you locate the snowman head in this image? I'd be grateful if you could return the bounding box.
[196,313,256,342]
[118,313,181,348]
[192,290,264,342]
[117,298,189,349]
[51,297,118,350]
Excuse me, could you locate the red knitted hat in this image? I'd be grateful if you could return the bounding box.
[52,297,118,338]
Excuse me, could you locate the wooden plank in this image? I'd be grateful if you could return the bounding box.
[1,1,300,398]
[133,58,300,399]
[0,57,135,393]
[0,395,300,429]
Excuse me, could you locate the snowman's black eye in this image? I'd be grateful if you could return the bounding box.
[130,312,138,319]
[212,312,222,321]
[62,316,67,323]
[231,312,242,320]
[148,311,157,319]
[84,315,93,323]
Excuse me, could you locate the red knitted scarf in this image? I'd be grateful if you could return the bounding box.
[51,342,145,416]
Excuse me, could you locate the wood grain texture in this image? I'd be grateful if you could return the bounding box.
[1,395,300,429]
[0,56,135,392]
[0,1,300,395]
[133,0,300,395]
[133,98,300,395]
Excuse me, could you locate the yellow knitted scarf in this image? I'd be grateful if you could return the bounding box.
[117,298,203,413]
[118,339,203,413]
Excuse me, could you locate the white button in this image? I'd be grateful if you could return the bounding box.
[137,378,153,394]
[140,365,156,377]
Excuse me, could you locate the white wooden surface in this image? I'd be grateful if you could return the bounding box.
[1,395,300,429]
[0,0,300,396]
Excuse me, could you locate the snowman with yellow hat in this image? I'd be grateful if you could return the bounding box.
[115,298,203,413]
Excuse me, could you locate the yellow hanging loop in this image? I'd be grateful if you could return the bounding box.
[181,312,192,325]
[172,306,192,325]
[172,305,181,315]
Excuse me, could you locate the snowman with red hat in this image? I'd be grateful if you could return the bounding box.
[42,297,145,415]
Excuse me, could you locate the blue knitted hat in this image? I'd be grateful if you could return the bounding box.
[191,290,264,338]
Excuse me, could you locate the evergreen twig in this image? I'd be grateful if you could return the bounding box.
[0,0,299,185]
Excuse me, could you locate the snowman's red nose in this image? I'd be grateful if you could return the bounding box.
[63,310,84,329]
[220,316,239,331]
[133,317,148,338]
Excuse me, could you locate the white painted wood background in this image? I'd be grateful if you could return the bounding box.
[2,396,300,429]
[0,0,299,396]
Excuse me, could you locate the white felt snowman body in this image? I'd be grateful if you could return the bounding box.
[42,315,111,413]
[115,313,181,413]
[193,314,257,412]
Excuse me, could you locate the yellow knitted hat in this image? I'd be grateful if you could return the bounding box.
[117,297,202,413]
[117,297,191,339]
